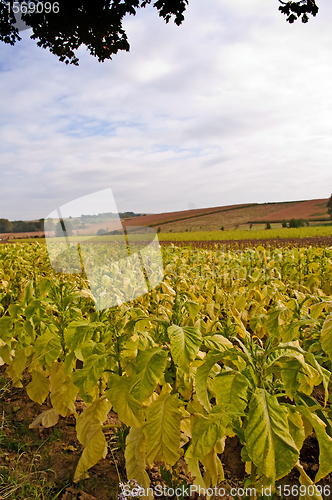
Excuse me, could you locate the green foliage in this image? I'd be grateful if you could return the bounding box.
[0,1,319,66]
[289,218,306,228]
[0,242,332,489]
[0,0,189,66]
[0,218,13,232]
[265,222,271,230]
[278,0,319,24]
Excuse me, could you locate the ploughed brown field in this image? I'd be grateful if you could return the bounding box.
[122,198,330,232]
[0,197,330,239]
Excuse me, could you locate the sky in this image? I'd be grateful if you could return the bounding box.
[1,0,332,220]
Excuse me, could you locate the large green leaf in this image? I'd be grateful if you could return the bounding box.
[106,374,145,428]
[168,325,202,372]
[64,320,94,352]
[201,334,232,351]
[72,354,106,402]
[320,314,332,362]
[130,348,167,402]
[0,316,13,346]
[34,331,62,367]
[245,388,299,485]
[213,371,248,413]
[144,393,181,466]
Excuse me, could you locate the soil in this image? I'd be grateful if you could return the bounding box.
[1,364,331,500]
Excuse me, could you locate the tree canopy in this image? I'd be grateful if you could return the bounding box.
[0,1,319,66]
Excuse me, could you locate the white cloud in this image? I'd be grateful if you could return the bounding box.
[0,0,332,219]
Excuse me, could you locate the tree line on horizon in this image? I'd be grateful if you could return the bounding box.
[0,218,44,233]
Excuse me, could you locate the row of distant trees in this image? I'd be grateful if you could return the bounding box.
[0,218,45,233]
[263,219,310,229]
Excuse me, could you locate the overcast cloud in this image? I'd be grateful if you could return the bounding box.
[1,0,332,220]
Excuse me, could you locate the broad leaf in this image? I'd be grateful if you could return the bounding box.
[201,447,224,488]
[72,354,106,402]
[195,351,225,411]
[191,409,231,459]
[74,398,112,482]
[130,348,167,402]
[106,374,145,428]
[26,370,50,404]
[125,427,152,498]
[5,348,26,388]
[213,371,248,413]
[168,325,202,372]
[245,388,299,485]
[50,362,78,417]
[144,393,181,466]
[320,314,332,362]
[34,331,62,367]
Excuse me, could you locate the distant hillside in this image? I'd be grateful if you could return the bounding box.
[1,198,330,239]
[122,198,330,232]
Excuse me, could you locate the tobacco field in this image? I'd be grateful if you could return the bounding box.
[1,241,332,498]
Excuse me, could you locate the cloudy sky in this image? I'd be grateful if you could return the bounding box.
[1,0,332,221]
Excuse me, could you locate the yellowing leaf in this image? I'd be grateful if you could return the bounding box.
[72,354,106,402]
[29,409,59,429]
[50,363,78,417]
[125,427,152,499]
[295,462,324,500]
[74,397,112,482]
[320,314,332,362]
[201,447,224,488]
[106,374,145,428]
[195,351,225,411]
[26,370,49,404]
[5,348,26,387]
[144,393,181,466]
[76,398,111,446]
[74,425,107,482]
[34,331,62,367]
[191,410,230,459]
[184,446,205,489]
